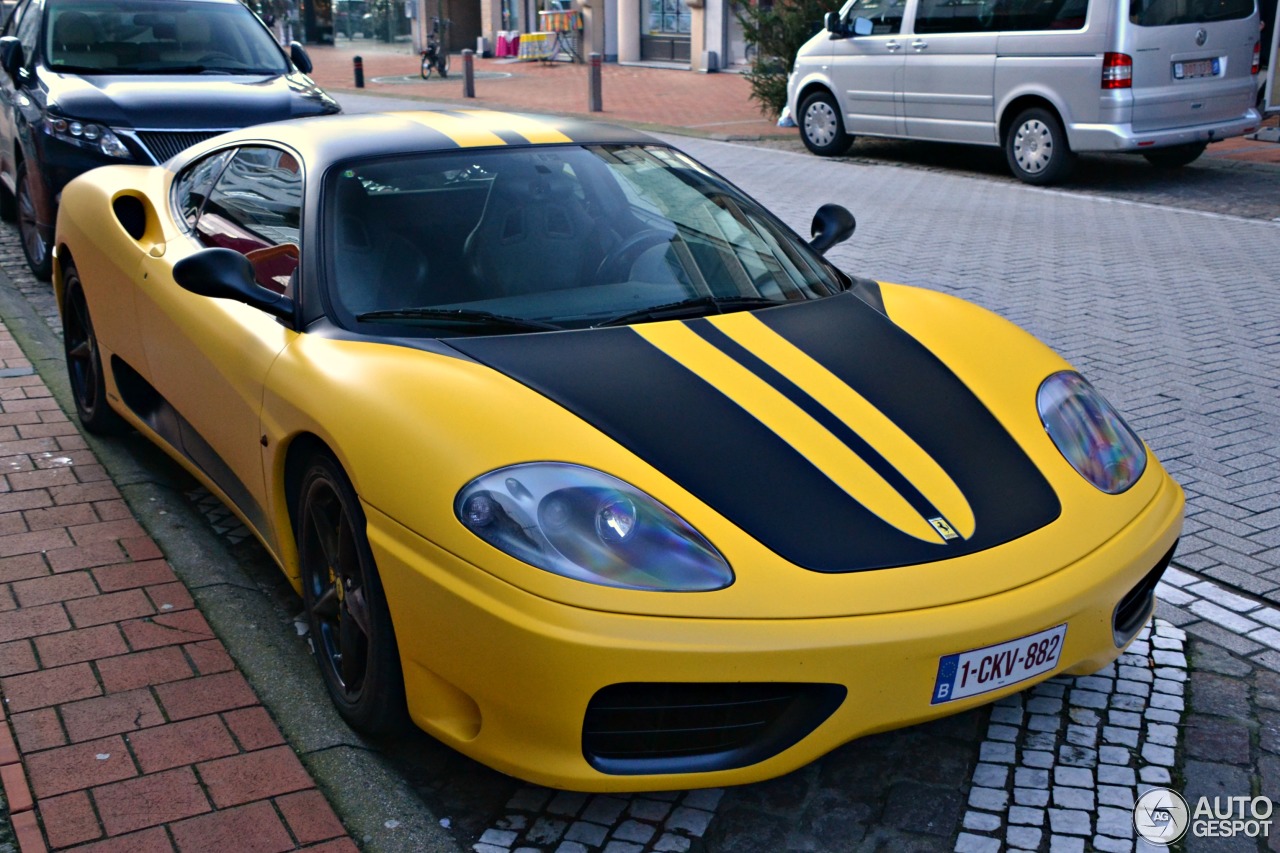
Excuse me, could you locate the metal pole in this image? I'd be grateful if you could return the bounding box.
[463,49,475,97]
[353,55,365,87]
[588,52,602,112]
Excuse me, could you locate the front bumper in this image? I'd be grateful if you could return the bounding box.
[369,470,1183,792]
[1068,108,1262,152]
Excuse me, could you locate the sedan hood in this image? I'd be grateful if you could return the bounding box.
[449,293,1061,573]
[44,70,336,127]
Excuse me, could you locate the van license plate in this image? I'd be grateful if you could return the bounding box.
[930,624,1066,704]
[1173,58,1219,79]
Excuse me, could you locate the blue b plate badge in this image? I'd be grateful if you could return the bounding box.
[931,624,1067,704]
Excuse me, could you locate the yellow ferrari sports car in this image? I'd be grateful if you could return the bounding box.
[53,110,1182,792]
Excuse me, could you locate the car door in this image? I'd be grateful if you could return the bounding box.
[0,0,39,196]
[830,0,911,136]
[902,0,999,143]
[133,144,302,537]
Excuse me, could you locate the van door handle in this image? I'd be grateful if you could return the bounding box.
[911,39,928,50]
[885,40,902,51]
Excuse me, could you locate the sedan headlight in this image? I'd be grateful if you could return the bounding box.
[456,463,733,591]
[43,115,132,160]
[1037,371,1146,494]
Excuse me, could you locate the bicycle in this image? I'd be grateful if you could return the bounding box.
[420,17,451,79]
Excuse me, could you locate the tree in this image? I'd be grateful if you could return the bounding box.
[734,0,831,119]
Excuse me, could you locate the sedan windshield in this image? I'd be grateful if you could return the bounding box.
[45,0,290,75]
[324,144,847,333]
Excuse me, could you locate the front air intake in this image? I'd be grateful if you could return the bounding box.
[1113,542,1177,646]
[583,682,845,776]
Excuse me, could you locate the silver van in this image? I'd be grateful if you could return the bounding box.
[787,0,1263,182]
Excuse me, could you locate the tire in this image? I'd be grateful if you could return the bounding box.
[420,52,433,79]
[1004,107,1076,185]
[1142,141,1207,169]
[16,161,52,280]
[437,51,449,79]
[799,91,853,157]
[297,452,407,735]
[62,266,128,435]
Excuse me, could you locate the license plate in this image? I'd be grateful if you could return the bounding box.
[1173,58,1219,79]
[930,623,1067,704]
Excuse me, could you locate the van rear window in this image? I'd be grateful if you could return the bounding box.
[1129,0,1254,26]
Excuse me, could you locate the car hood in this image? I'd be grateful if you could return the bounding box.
[43,69,338,127]
[448,293,1062,574]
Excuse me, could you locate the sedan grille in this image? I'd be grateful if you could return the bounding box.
[134,130,231,164]
[583,682,845,775]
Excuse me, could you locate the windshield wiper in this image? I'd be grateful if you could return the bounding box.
[593,296,783,329]
[356,307,562,332]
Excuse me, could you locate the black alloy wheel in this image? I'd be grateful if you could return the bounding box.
[16,161,52,280]
[62,268,128,435]
[297,452,407,734]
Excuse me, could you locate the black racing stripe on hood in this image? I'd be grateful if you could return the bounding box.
[755,293,1061,548]
[685,317,943,525]
[450,293,1060,572]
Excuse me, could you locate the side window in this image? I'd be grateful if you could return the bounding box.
[172,149,234,230]
[2,0,31,37]
[915,0,996,33]
[194,146,302,294]
[15,0,41,59]
[994,0,1089,31]
[846,0,906,34]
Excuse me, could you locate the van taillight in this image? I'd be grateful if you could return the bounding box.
[1253,42,1261,75]
[1102,52,1133,89]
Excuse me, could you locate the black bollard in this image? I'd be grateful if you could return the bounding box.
[463,49,475,98]
[588,53,602,112]
[353,55,364,88]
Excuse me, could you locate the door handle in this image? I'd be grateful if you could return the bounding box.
[911,39,928,50]
[885,40,902,51]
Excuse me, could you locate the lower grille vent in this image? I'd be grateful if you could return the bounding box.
[583,681,845,776]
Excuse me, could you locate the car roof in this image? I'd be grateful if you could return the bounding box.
[180,110,663,168]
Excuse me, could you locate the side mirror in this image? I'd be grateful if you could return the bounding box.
[0,37,24,79]
[824,11,844,34]
[173,247,295,321]
[809,203,856,253]
[290,41,313,74]
[851,16,874,35]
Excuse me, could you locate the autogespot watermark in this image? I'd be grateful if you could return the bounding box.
[1134,787,1274,845]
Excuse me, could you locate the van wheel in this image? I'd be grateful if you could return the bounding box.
[1142,142,1207,169]
[1005,107,1075,185]
[800,91,853,157]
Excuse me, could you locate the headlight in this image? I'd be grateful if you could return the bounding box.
[456,463,733,592]
[1037,371,1146,494]
[42,115,132,160]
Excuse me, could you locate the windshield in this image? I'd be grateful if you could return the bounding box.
[45,0,290,75]
[324,144,846,334]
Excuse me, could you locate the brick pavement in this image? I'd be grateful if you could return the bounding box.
[0,323,354,851]
[301,38,1280,163]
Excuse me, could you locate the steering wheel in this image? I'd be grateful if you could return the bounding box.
[596,229,673,283]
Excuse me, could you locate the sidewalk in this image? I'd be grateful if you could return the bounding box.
[301,38,1280,163]
[0,321,356,851]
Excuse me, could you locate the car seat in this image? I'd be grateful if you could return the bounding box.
[463,158,603,297]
